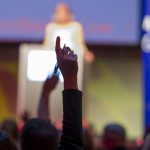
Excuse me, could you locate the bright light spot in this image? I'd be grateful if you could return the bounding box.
[141,33,150,53]
[27,50,63,82]
[142,15,150,32]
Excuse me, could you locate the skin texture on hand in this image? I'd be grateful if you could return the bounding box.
[55,36,78,90]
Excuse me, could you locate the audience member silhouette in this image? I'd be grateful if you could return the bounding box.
[0,131,18,150]
[1,119,19,145]
[102,123,127,150]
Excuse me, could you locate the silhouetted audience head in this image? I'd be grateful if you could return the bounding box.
[0,131,18,150]
[1,119,18,142]
[102,123,126,150]
[142,133,150,150]
[20,118,59,150]
[142,125,150,150]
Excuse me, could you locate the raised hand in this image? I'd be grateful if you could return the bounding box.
[55,36,78,89]
[43,75,59,95]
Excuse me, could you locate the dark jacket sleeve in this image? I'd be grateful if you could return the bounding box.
[59,89,83,150]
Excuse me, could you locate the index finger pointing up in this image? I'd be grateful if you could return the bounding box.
[55,36,60,55]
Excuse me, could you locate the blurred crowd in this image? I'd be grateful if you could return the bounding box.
[1,112,150,150]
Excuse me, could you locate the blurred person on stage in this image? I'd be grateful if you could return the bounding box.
[43,3,94,64]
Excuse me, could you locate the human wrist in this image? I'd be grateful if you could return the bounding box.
[64,76,78,90]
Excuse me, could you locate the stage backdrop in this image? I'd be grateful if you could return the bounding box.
[0,61,18,121]
[85,56,142,138]
[0,0,140,45]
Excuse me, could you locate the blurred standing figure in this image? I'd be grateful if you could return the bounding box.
[43,3,94,64]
